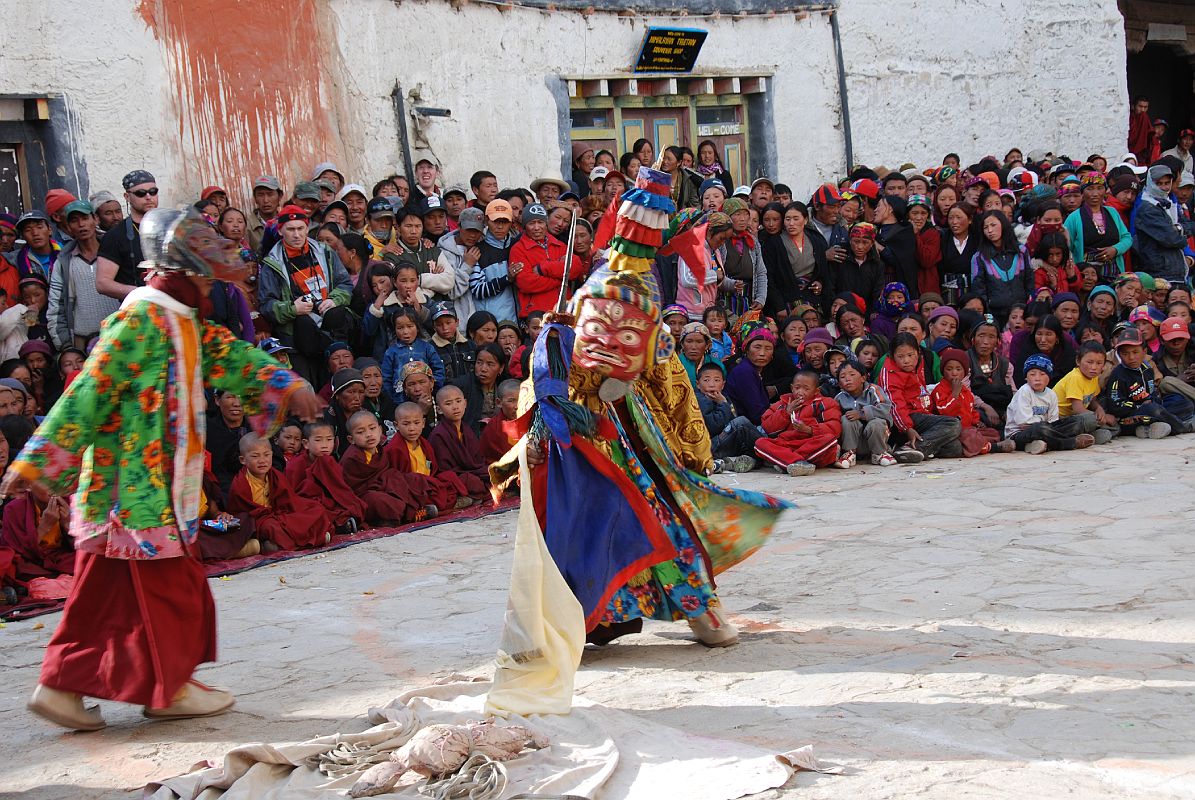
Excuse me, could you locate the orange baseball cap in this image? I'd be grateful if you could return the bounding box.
[484,199,514,221]
[1160,318,1191,341]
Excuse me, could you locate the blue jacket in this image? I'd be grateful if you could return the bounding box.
[382,338,445,403]
[1131,199,1194,284]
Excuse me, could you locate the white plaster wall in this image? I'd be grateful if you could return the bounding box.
[837,0,1128,169]
[0,0,1130,209]
[0,0,176,201]
[327,0,846,198]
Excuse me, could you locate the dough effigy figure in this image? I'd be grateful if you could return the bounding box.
[486,168,792,715]
[1,207,322,731]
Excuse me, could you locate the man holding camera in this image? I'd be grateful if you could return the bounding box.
[259,205,357,385]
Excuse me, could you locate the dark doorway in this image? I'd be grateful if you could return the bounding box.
[1127,44,1194,151]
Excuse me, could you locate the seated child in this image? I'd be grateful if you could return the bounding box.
[820,345,851,397]
[341,410,439,524]
[755,370,842,476]
[285,420,366,534]
[478,379,522,464]
[197,468,258,559]
[227,433,335,550]
[853,338,884,374]
[427,384,491,500]
[1104,327,1193,438]
[930,348,1009,456]
[1052,341,1117,444]
[878,332,960,460]
[382,307,446,404]
[696,362,759,473]
[271,420,303,471]
[703,305,736,361]
[870,281,913,342]
[385,402,472,511]
[1003,354,1095,453]
[834,357,897,467]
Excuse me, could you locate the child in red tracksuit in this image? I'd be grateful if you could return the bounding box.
[877,332,962,460]
[928,348,1009,457]
[755,371,842,476]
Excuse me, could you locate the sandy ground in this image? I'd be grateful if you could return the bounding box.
[2,435,1194,799]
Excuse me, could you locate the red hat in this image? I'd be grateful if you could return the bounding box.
[200,185,227,200]
[276,204,309,224]
[44,189,78,218]
[850,179,880,200]
[811,183,843,205]
[1181,128,1195,139]
[1160,318,1191,342]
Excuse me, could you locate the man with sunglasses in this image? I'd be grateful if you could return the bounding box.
[96,169,159,300]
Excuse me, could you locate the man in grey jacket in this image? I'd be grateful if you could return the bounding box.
[47,201,120,349]
[1132,164,1195,285]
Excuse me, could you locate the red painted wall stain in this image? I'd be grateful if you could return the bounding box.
[138,0,342,207]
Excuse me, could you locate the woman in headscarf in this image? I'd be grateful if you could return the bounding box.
[1131,164,1195,284]
[718,197,767,317]
[1062,172,1133,279]
[907,194,943,296]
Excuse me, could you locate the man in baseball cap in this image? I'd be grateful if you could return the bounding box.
[336,184,369,234]
[364,196,398,254]
[1,210,54,299]
[748,177,774,212]
[437,208,486,322]
[53,200,121,348]
[1158,317,1194,381]
[249,175,284,250]
[312,162,345,192]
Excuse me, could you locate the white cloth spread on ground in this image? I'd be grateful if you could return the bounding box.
[146,678,838,799]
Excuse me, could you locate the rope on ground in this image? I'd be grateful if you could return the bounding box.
[309,741,393,779]
[420,752,508,800]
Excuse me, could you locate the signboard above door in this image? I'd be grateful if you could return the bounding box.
[634,27,708,73]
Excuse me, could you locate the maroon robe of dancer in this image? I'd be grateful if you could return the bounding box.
[384,434,467,511]
[285,452,367,528]
[340,444,425,524]
[41,551,216,708]
[227,467,332,550]
[0,494,76,579]
[427,420,491,500]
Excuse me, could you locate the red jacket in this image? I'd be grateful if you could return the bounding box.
[915,226,942,296]
[760,393,842,439]
[877,360,929,431]
[510,234,583,318]
[929,381,979,428]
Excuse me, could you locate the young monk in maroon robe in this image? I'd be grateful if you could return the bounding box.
[227,434,333,550]
[341,411,438,525]
[385,402,472,511]
[427,384,491,500]
[478,379,522,464]
[285,420,366,534]
[0,484,75,579]
[196,470,258,560]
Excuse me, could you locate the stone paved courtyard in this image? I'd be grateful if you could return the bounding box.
[3,435,1194,799]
